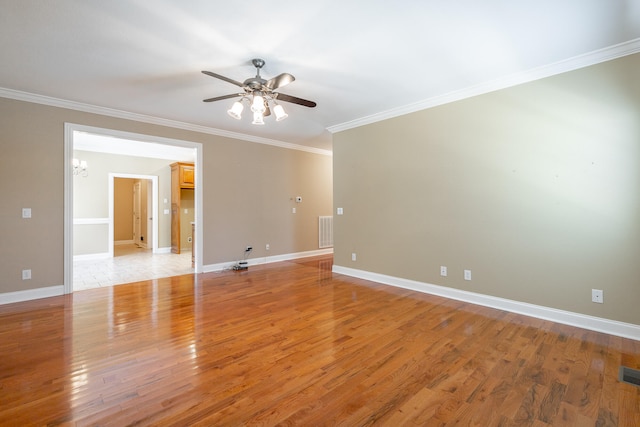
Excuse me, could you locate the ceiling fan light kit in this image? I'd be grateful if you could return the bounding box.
[203,58,316,125]
[252,110,265,125]
[273,103,288,121]
[251,93,266,113]
[227,100,244,120]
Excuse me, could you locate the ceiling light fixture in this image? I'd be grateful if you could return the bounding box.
[252,110,265,125]
[72,158,88,177]
[204,58,316,125]
[273,103,288,122]
[227,92,287,125]
[250,92,265,113]
[227,100,244,120]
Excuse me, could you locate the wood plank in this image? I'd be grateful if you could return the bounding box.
[0,255,638,425]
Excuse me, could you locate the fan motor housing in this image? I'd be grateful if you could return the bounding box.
[244,77,267,90]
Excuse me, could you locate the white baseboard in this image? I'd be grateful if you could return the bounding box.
[1,250,332,304]
[155,247,172,254]
[202,248,334,273]
[73,252,110,261]
[115,240,134,245]
[332,265,640,341]
[0,285,64,305]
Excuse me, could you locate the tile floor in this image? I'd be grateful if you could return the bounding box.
[73,244,193,291]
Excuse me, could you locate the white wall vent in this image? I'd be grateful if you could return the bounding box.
[319,216,333,249]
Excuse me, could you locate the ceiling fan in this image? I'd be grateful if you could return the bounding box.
[202,58,316,124]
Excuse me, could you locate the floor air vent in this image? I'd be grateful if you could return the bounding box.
[619,366,640,387]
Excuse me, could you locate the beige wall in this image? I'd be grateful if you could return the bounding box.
[0,98,333,294]
[333,53,640,325]
[72,150,173,255]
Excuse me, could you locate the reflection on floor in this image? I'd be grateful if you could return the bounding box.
[73,244,193,291]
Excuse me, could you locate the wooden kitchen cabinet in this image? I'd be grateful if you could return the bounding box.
[170,162,195,254]
[177,163,194,188]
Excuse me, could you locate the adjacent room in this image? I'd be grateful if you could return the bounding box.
[1,1,639,425]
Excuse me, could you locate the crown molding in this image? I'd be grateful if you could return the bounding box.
[0,87,332,157]
[328,38,640,134]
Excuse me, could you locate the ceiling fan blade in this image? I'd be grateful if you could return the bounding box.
[202,93,241,103]
[202,70,245,88]
[266,73,295,90]
[274,93,317,108]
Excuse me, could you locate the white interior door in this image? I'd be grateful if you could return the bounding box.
[133,181,141,247]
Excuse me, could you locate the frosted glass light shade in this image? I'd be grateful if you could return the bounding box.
[273,104,288,121]
[227,101,244,119]
[251,94,265,113]
[252,111,265,125]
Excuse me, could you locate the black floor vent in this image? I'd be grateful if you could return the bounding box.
[619,366,640,387]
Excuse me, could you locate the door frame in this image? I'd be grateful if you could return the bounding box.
[64,123,204,294]
[110,174,158,256]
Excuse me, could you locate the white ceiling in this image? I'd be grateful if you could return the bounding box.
[1,1,639,153]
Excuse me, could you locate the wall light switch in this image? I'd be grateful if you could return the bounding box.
[464,270,472,281]
[184,209,188,214]
[164,209,170,215]
[22,208,32,218]
[22,269,31,280]
[292,207,296,214]
[351,253,357,261]
[337,207,343,215]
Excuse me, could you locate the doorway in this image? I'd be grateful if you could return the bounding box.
[64,123,203,294]
[109,174,158,257]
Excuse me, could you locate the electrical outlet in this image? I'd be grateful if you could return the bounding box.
[266,243,270,251]
[464,270,472,281]
[440,266,447,277]
[22,269,31,280]
[592,289,603,304]
[351,253,357,261]
[187,237,192,243]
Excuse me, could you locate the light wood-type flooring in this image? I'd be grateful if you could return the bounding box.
[1,255,639,426]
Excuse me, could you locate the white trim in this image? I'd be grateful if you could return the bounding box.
[64,123,204,293]
[328,38,640,134]
[115,240,135,245]
[73,252,110,261]
[0,88,331,157]
[73,217,109,225]
[64,124,73,295]
[332,265,640,341]
[202,248,334,273]
[0,286,64,305]
[156,246,172,254]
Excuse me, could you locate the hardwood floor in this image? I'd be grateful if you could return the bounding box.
[1,255,638,426]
